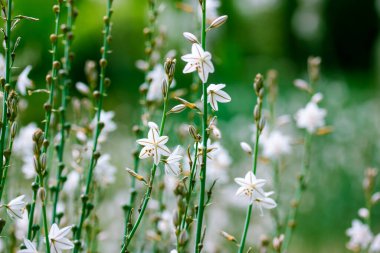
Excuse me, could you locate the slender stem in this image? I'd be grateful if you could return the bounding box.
[73,2,113,251]
[238,119,261,253]
[40,179,51,253]
[0,132,14,199]
[120,95,169,252]
[27,1,62,239]
[281,133,312,252]
[0,0,13,203]
[180,141,199,231]
[272,160,281,235]
[195,1,208,252]
[52,0,75,223]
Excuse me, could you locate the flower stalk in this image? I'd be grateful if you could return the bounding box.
[27,1,62,239]
[238,74,265,253]
[51,0,77,224]
[0,0,13,203]
[194,0,208,251]
[73,0,114,251]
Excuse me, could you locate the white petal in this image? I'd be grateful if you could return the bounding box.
[214,90,231,103]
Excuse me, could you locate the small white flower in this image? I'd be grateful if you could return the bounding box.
[48,223,74,253]
[146,64,166,102]
[164,146,182,176]
[240,142,252,155]
[91,110,117,142]
[370,234,380,253]
[5,195,26,219]
[17,65,33,96]
[94,154,117,187]
[137,126,170,165]
[252,191,277,216]
[18,238,38,253]
[346,219,373,251]
[358,208,369,219]
[234,171,266,203]
[206,84,231,111]
[75,82,90,95]
[261,130,291,159]
[181,43,214,83]
[206,141,231,183]
[295,100,326,133]
[14,123,36,157]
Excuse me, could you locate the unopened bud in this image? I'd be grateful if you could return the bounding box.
[207,15,228,31]
[240,142,252,155]
[220,231,237,243]
[126,168,147,184]
[38,187,46,202]
[183,32,199,44]
[167,104,186,115]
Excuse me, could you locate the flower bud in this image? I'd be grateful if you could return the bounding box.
[38,187,46,202]
[240,142,252,155]
[183,32,199,44]
[207,15,228,31]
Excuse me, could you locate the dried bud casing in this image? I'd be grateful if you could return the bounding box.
[161,79,168,98]
[125,168,147,184]
[10,122,17,139]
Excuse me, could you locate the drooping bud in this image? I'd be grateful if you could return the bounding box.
[207,15,228,31]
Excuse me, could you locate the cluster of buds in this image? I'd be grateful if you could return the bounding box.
[253,73,265,133]
[162,57,176,98]
[32,129,47,177]
[7,90,19,122]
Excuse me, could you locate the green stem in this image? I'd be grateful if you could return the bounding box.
[0,0,13,203]
[73,2,113,251]
[41,180,51,253]
[52,0,74,224]
[238,118,261,253]
[0,131,13,199]
[281,133,312,252]
[120,95,169,252]
[27,1,62,239]
[180,141,199,231]
[195,1,208,252]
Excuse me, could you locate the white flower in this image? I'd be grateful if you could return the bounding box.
[346,219,373,251]
[206,141,231,183]
[206,84,231,111]
[94,154,117,187]
[21,155,36,179]
[181,43,214,83]
[295,100,327,133]
[13,123,36,157]
[164,146,182,176]
[252,191,277,216]
[18,238,38,253]
[358,208,369,219]
[260,130,291,159]
[234,171,266,203]
[146,64,165,102]
[136,126,170,165]
[15,212,29,240]
[17,65,33,96]
[75,82,90,95]
[5,195,26,219]
[370,234,380,253]
[91,110,117,142]
[48,223,74,253]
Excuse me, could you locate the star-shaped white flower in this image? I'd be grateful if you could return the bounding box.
[252,191,277,216]
[346,219,373,251]
[206,84,231,111]
[164,146,182,176]
[181,43,214,83]
[17,65,33,96]
[5,195,26,219]
[137,125,171,165]
[18,238,38,253]
[234,171,266,203]
[48,223,74,253]
[295,100,326,133]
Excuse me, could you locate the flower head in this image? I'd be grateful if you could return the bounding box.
[346,219,373,251]
[206,84,231,111]
[164,146,182,176]
[252,191,277,216]
[137,125,170,165]
[17,65,33,96]
[295,100,326,133]
[234,171,266,203]
[370,234,380,253]
[181,43,214,83]
[261,130,291,159]
[18,238,38,253]
[5,195,26,219]
[48,223,74,253]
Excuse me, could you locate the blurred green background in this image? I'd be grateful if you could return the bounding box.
[8,0,380,252]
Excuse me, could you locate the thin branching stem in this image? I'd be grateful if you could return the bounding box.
[0,0,13,203]
[27,1,62,239]
[73,1,113,251]
[195,1,208,251]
